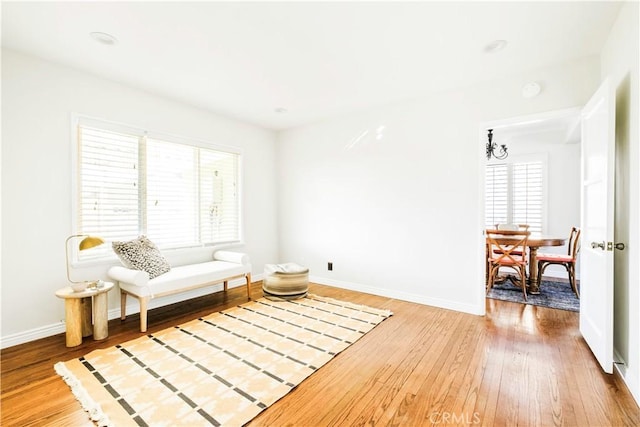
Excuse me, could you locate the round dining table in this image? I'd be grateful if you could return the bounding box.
[487,232,566,294]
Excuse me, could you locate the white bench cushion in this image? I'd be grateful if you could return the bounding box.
[111,261,250,298]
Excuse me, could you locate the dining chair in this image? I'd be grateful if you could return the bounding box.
[493,224,530,256]
[536,227,581,298]
[486,229,531,301]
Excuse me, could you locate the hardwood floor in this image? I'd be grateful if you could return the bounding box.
[2,282,639,426]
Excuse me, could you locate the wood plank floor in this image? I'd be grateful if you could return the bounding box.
[2,282,639,426]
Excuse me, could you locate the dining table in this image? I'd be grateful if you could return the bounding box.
[486,231,567,294]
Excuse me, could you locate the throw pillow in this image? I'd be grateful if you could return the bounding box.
[112,236,171,279]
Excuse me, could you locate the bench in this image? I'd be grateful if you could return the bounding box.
[108,250,251,332]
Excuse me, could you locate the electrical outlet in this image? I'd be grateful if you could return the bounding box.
[328,262,333,271]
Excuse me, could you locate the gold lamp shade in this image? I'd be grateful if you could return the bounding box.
[66,234,105,285]
[78,235,105,250]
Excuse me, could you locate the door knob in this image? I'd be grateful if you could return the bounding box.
[614,243,626,250]
[591,241,605,250]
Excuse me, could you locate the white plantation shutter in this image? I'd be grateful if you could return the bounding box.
[512,162,543,233]
[75,117,241,261]
[485,164,508,228]
[485,160,544,233]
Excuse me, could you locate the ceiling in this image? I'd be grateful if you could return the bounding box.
[1,1,622,131]
[492,108,583,146]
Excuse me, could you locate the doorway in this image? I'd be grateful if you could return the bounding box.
[482,107,582,310]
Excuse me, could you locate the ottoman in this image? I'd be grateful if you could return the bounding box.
[263,262,309,300]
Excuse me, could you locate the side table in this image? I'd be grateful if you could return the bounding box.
[55,282,114,347]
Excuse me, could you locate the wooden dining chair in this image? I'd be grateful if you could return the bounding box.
[493,224,530,256]
[486,229,531,300]
[536,227,581,298]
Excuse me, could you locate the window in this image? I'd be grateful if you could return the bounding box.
[485,160,544,233]
[74,116,241,261]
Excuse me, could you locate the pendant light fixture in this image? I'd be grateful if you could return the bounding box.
[486,129,508,160]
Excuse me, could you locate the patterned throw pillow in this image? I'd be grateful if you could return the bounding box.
[112,236,171,279]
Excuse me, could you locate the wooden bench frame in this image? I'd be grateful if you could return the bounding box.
[120,271,251,332]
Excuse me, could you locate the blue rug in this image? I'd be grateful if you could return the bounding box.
[487,279,580,312]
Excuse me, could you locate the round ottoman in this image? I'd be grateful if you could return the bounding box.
[263,262,309,300]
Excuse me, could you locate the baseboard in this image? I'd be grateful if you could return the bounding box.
[540,273,580,283]
[540,275,580,284]
[614,348,640,406]
[309,275,483,315]
[1,323,67,349]
[0,275,262,349]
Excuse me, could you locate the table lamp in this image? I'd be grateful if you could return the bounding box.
[66,234,104,291]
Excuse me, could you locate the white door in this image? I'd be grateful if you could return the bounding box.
[580,78,615,374]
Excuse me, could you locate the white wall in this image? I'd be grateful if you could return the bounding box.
[1,49,279,346]
[601,1,640,405]
[277,57,600,314]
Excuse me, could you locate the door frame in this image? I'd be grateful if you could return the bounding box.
[477,106,582,315]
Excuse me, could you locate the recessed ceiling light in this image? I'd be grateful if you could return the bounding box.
[274,107,287,114]
[483,39,507,53]
[522,81,542,98]
[90,32,118,46]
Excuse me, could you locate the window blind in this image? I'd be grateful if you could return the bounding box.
[75,118,241,261]
[512,162,543,233]
[485,164,508,228]
[485,161,544,233]
[78,126,140,260]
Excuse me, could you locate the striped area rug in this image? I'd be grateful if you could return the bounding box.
[55,294,392,426]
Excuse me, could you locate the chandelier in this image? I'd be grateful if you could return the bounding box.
[486,129,508,160]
